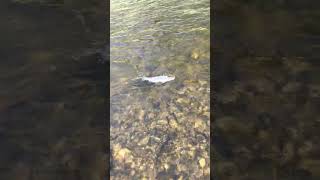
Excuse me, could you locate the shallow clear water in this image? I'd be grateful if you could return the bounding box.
[110,0,210,179]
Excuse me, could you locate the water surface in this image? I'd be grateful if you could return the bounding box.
[110,0,210,179]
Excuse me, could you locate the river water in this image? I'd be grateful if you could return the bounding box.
[110,0,210,179]
[0,0,107,179]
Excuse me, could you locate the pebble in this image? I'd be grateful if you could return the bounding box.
[164,163,170,170]
[114,148,131,162]
[169,119,179,129]
[199,158,206,168]
[111,72,209,179]
[191,49,201,60]
[157,120,168,125]
[138,110,145,121]
[203,111,210,118]
[138,137,149,146]
[177,98,189,105]
[194,119,205,129]
[188,150,195,159]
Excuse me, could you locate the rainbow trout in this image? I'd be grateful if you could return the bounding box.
[132,75,175,86]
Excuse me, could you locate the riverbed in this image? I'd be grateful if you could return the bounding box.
[110,0,210,179]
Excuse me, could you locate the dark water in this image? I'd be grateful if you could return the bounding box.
[213,1,320,180]
[0,0,107,179]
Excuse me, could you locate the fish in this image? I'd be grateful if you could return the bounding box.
[135,75,175,84]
